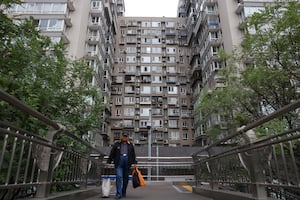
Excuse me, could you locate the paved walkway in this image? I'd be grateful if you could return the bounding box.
[85,182,212,200]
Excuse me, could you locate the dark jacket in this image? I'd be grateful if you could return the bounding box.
[107,141,137,168]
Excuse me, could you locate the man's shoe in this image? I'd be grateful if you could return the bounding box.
[114,196,121,199]
[122,193,126,198]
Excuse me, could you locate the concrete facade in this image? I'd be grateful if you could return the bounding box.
[111,16,194,147]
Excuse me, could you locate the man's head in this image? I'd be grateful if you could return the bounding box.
[121,132,129,143]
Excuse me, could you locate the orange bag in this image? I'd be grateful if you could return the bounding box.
[134,167,146,187]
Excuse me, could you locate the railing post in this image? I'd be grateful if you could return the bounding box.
[35,126,65,198]
[240,128,268,200]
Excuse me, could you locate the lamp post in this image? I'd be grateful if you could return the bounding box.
[147,109,152,180]
[148,109,152,160]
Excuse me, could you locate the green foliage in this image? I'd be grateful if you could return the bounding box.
[0,3,103,138]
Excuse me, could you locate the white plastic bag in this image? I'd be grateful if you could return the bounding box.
[101,178,111,198]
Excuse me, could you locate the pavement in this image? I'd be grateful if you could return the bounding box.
[85,182,213,200]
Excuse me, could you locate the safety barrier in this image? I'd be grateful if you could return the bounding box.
[102,156,194,182]
[192,100,300,200]
[0,90,104,199]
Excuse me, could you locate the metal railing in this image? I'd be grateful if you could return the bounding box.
[192,100,300,200]
[0,90,105,199]
[102,156,194,183]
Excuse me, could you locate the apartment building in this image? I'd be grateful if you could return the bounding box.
[179,0,281,146]
[110,17,194,147]
[6,0,120,147]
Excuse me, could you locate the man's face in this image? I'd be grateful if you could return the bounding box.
[121,135,128,142]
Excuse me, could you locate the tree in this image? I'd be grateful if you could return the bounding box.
[0,1,104,138]
[198,1,300,139]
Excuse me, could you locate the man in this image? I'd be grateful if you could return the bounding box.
[107,132,137,199]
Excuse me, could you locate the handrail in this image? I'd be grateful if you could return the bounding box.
[192,100,300,157]
[192,101,300,200]
[0,89,104,198]
[0,89,105,156]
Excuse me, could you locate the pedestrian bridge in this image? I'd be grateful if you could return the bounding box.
[1,90,300,200]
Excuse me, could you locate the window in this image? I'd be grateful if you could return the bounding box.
[168,86,178,94]
[141,47,151,53]
[166,22,174,27]
[182,121,188,128]
[151,86,162,94]
[126,56,136,63]
[141,56,151,63]
[123,120,133,127]
[152,66,162,73]
[92,17,100,23]
[115,109,121,116]
[140,96,151,103]
[124,108,134,116]
[140,108,151,116]
[140,120,148,127]
[169,131,180,140]
[142,38,151,44]
[182,133,188,140]
[179,56,184,64]
[141,21,150,27]
[125,66,136,73]
[167,76,177,83]
[125,86,135,93]
[152,38,161,44]
[141,66,151,73]
[124,97,135,104]
[152,76,162,83]
[152,47,162,53]
[115,97,122,104]
[166,47,176,54]
[38,19,64,31]
[151,22,161,27]
[168,108,179,116]
[168,97,178,105]
[91,1,101,10]
[126,47,137,53]
[167,56,176,63]
[180,87,186,95]
[181,98,187,105]
[151,56,161,63]
[211,46,219,56]
[210,32,218,40]
[141,86,151,94]
[167,66,176,73]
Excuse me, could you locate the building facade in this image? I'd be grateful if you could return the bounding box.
[110,17,194,146]
[180,0,282,145]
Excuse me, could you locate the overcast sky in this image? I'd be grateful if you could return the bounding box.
[124,0,179,17]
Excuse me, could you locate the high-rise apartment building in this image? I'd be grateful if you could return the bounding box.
[110,16,194,147]
[180,0,282,146]
[5,0,282,147]
[6,0,120,147]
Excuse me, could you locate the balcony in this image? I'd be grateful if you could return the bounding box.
[87,36,99,44]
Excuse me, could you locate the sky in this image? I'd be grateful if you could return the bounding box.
[124,0,179,17]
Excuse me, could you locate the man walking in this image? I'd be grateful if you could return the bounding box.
[107,132,137,199]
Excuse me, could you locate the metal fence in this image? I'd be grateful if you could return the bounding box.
[192,100,300,200]
[0,90,104,199]
[102,156,194,182]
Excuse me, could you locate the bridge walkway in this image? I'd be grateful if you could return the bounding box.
[85,182,212,200]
